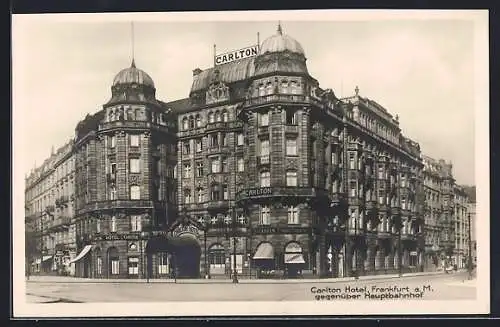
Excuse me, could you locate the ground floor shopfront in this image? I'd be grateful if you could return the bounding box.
[72,223,424,279]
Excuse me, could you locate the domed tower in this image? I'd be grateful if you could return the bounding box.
[73,59,178,279]
[237,24,331,278]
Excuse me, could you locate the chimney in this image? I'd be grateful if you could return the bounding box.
[193,68,202,77]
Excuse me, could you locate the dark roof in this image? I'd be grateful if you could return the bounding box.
[164,98,192,114]
[190,57,256,94]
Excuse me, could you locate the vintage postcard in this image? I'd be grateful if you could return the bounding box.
[12,10,490,317]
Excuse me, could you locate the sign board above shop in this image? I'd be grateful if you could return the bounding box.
[215,45,259,66]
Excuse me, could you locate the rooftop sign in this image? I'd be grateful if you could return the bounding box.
[215,45,259,66]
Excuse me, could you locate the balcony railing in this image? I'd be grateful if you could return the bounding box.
[258,155,270,165]
[243,94,323,108]
[284,124,299,134]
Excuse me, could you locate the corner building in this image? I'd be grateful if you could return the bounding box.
[171,25,425,279]
[64,25,425,279]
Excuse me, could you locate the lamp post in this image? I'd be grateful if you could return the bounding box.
[204,220,209,279]
[232,206,239,283]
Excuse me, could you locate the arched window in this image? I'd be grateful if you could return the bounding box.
[182,117,188,130]
[184,188,192,204]
[110,216,117,233]
[222,110,228,122]
[195,115,202,127]
[280,80,289,93]
[208,111,215,123]
[189,116,195,129]
[210,183,221,201]
[258,84,265,96]
[215,111,221,122]
[265,82,273,95]
[108,247,119,276]
[197,187,204,203]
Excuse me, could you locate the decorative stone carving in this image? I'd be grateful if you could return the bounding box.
[223,175,229,183]
[286,158,298,170]
[129,174,141,184]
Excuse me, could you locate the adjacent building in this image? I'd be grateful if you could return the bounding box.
[422,156,473,271]
[27,24,479,280]
[24,140,77,275]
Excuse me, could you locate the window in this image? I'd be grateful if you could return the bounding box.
[130,158,140,173]
[197,188,204,203]
[128,257,139,275]
[184,189,192,203]
[221,133,227,146]
[266,82,273,95]
[260,205,270,225]
[130,135,140,147]
[286,109,297,125]
[208,112,215,123]
[237,158,244,172]
[96,257,102,275]
[286,138,297,156]
[130,215,142,232]
[130,185,140,200]
[111,258,120,275]
[183,141,191,155]
[209,245,226,273]
[221,157,228,172]
[401,197,406,210]
[237,133,244,146]
[196,162,204,177]
[109,136,116,148]
[401,175,406,187]
[331,180,338,193]
[349,153,356,169]
[96,220,101,233]
[286,170,298,187]
[183,163,191,178]
[259,139,270,156]
[109,186,116,200]
[287,205,299,224]
[189,117,195,129]
[222,110,228,122]
[260,171,270,187]
[182,117,188,130]
[237,215,246,225]
[331,153,337,165]
[223,185,229,200]
[290,81,299,94]
[350,181,357,197]
[158,253,168,274]
[196,138,202,152]
[211,158,220,173]
[110,216,117,232]
[215,111,222,122]
[211,184,220,201]
[210,134,218,147]
[378,165,385,179]
[259,112,269,127]
[378,190,385,205]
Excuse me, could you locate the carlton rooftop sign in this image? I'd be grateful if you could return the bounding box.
[215,45,259,66]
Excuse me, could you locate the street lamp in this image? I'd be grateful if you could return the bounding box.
[231,207,239,283]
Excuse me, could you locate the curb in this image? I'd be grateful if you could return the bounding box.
[26,271,446,285]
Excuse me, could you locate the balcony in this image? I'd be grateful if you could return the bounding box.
[258,155,270,166]
[257,126,269,136]
[98,120,172,134]
[77,200,154,214]
[284,124,299,134]
[129,146,141,154]
[377,229,392,239]
[206,200,231,211]
[206,121,228,132]
[243,94,323,109]
[47,216,72,231]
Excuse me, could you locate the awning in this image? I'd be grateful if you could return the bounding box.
[253,243,274,259]
[42,255,53,262]
[285,253,306,264]
[68,245,92,264]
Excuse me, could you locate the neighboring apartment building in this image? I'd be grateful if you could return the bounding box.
[26,24,427,279]
[422,156,471,271]
[24,140,77,275]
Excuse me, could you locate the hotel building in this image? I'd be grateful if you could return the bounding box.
[26,25,430,279]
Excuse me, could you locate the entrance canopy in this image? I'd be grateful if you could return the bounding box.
[285,253,306,264]
[253,242,274,259]
[68,245,92,264]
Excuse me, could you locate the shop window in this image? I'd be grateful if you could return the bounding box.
[128,257,139,275]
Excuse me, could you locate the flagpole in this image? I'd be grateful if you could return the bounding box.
[257,32,260,53]
[213,44,217,68]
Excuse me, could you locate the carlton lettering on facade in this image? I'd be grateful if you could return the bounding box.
[215,45,259,66]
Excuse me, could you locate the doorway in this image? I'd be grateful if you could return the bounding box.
[172,236,201,278]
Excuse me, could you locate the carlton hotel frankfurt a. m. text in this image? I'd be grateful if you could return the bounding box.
[24,24,473,280]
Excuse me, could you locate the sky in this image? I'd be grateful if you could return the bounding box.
[13,12,481,186]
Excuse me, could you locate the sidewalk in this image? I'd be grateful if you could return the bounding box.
[26,270,445,284]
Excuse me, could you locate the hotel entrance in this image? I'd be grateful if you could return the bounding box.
[171,235,201,278]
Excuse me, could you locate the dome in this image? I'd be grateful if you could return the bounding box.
[112,59,155,88]
[260,24,305,56]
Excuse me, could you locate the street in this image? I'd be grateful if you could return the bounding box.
[25,272,476,303]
